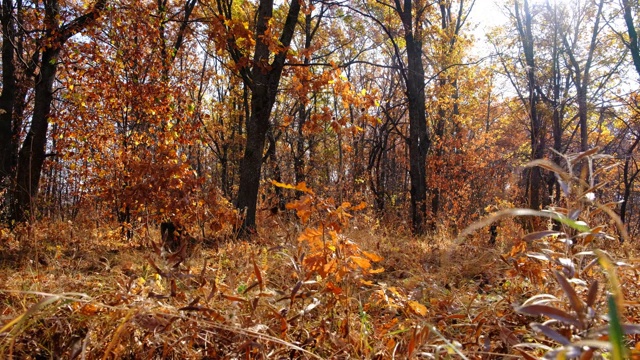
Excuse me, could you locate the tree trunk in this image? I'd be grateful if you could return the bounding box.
[235,0,301,236]
[622,0,640,77]
[9,0,107,222]
[12,47,59,221]
[0,0,17,202]
[515,0,544,212]
[399,0,430,235]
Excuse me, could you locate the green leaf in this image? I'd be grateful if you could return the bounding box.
[458,208,590,241]
[607,295,627,360]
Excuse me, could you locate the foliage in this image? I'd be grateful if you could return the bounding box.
[2,0,640,358]
[462,149,640,359]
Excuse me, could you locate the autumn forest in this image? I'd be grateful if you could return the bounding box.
[1,0,640,358]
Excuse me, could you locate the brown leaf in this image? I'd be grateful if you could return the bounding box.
[531,322,570,345]
[586,280,599,308]
[253,258,264,292]
[553,270,584,317]
[516,305,581,327]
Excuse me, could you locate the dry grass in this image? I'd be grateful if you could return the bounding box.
[1,215,639,359]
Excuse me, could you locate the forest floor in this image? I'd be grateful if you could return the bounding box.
[1,217,639,359]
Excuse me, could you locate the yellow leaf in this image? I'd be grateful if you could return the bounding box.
[369,267,385,274]
[407,301,427,316]
[271,180,315,194]
[295,182,315,194]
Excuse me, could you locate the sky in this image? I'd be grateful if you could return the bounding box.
[467,1,510,58]
[469,0,509,36]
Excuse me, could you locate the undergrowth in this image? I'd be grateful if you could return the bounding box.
[1,150,640,359]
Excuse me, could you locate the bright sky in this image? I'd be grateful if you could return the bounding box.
[469,0,508,35]
[467,0,576,57]
[467,1,509,58]
[469,0,578,38]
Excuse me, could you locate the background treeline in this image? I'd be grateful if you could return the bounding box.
[1,0,639,239]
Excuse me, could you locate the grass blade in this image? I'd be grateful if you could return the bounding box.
[607,295,627,360]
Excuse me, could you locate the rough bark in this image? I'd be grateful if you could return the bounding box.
[11,0,108,221]
[396,0,430,235]
[622,0,640,77]
[235,0,301,235]
[0,0,18,206]
[515,0,545,212]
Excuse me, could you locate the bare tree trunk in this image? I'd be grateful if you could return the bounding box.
[515,0,544,212]
[235,0,301,236]
[622,0,640,77]
[398,0,430,235]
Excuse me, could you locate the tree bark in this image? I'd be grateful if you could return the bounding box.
[0,0,17,195]
[235,0,301,235]
[622,0,640,77]
[515,0,544,212]
[10,0,107,221]
[396,0,430,235]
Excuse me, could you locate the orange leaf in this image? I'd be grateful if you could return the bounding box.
[253,258,264,292]
[350,256,371,270]
[325,281,343,295]
[80,303,99,316]
[407,301,428,316]
[352,201,367,211]
[294,182,315,194]
[272,180,314,194]
[362,251,383,262]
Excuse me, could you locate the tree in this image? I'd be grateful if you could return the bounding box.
[350,0,431,235]
[618,0,640,232]
[514,0,545,212]
[427,0,472,227]
[0,0,108,222]
[621,0,640,78]
[0,0,18,192]
[559,0,605,152]
[205,0,302,236]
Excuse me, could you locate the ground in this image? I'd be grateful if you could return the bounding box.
[1,217,639,359]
